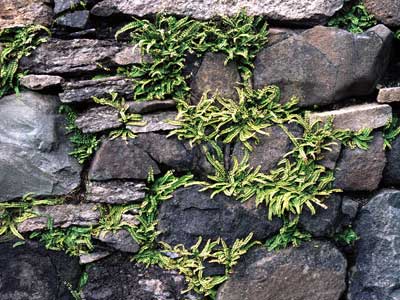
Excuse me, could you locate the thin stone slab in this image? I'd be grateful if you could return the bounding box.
[86,180,146,204]
[128,99,176,114]
[79,251,110,265]
[377,87,400,103]
[127,111,179,133]
[20,74,64,91]
[75,106,121,134]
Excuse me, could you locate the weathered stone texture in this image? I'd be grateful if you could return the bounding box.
[364,0,400,26]
[20,74,64,91]
[377,87,400,103]
[86,180,146,204]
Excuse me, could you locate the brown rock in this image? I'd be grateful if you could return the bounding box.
[377,87,400,103]
[364,0,400,26]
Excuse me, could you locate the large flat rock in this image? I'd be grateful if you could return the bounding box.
[254,25,393,107]
[0,92,82,201]
[91,0,344,25]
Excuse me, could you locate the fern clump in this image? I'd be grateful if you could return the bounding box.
[169,85,299,150]
[383,116,400,150]
[0,25,50,97]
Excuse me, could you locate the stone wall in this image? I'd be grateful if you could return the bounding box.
[1,1,400,300]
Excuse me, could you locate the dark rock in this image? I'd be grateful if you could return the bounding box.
[349,189,400,300]
[190,52,241,105]
[96,229,140,253]
[334,132,386,191]
[54,0,87,14]
[82,254,200,300]
[75,106,121,134]
[383,135,400,186]
[377,87,400,103]
[268,27,303,46]
[55,10,90,30]
[127,111,179,134]
[364,0,400,26]
[0,239,81,300]
[20,39,144,76]
[59,76,134,103]
[231,124,301,174]
[254,25,393,107]
[217,241,347,300]
[157,186,282,248]
[128,99,176,114]
[17,204,101,233]
[0,92,82,201]
[91,0,343,25]
[339,196,359,228]
[308,103,392,131]
[88,133,213,181]
[0,0,53,30]
[86,180,146,204]
[320,141,342,170]
[20,74,64,91]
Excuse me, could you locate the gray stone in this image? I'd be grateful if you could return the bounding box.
[54,0,87,14]
[334,132,386,191]
[17,204,100,232]
[0,0,53,30]
[86,180,146,204]
[217,241,347,300]
[308,103,392,131]
[113,45,152,66]
[383,135,400,186]
[56,10,90,29]
[0,239,81,300]
[377,87,400,103]
[20,39,144,76]
[96,229,140,253]
[89,133,213,181]
[20,74,64,91]
[60,76,135,103]
[231,124,301,174]
[127,111,179,133]
[128,99,176,114]
[82,254,200,300]
[79,251,110,265]
[157,186,282,248]
[91,0,344,25]
[349,189,400,300]
[75,106,121,134]
[320,141,342,170]
[190,52,241,105]
[0,92,82,201]
[364,0,400,27]
[254,25,393,107]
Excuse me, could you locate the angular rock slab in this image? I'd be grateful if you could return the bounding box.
[20,74,64,91]
[86,180,146,204]
[128,99,176,114]
[377,87,400,103]
[82,254,200,300]
[217,241,347,300]
[364,0,400,27]
[89,133,213,181]
[383,135,400,186]
[308,103,392,131]
[0,92,82,201]
[17,204,100,232]
[334,132,386,191]
[91,0,344,25]
[0,240,81,300]
[349,189,400,300]
[55,10,90,29]
[59,76,135,103]
[19,39,144,76]
[254,25,393,107]
[75,106,121,134]
[96,229,140,253]
[0,0,53,30]
[157,186,282,248]
[127,111,179,133]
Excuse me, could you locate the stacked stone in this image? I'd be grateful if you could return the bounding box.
[1,1,400,300]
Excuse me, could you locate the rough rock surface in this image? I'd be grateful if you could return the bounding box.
[20,74,64,91]
[254,25,392,107]
[55,10,90,29]
[190,52,241,104]
[59,76,135,103]
[17,204,100,233]
[231,124,301,174]
[54,0,86,14]
[75,106,121,133]
[20,39,144,76]
[364,0,400,26]
[86,180,146,204]
[349,189,400,300]
[320,141,342,170]
[308,103,392,131]
[217,241,347,300]
[127,111,179,133]
[0,92,82,201]
[128,99,176,114]
[383,135,400,186]
[82,254,200,300]
[96,229,140,253]
[89,134,213,181]
[0,240,81,300]
[157,186,282,248]
[91,0,344,25]
[377,87,400,103]
[334,132,386,191]
[0,0,53,30]
[79,251,110,265]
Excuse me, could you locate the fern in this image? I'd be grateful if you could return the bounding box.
[383,116,400,150]
[0,25,50,97]
[334,226,359,245]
